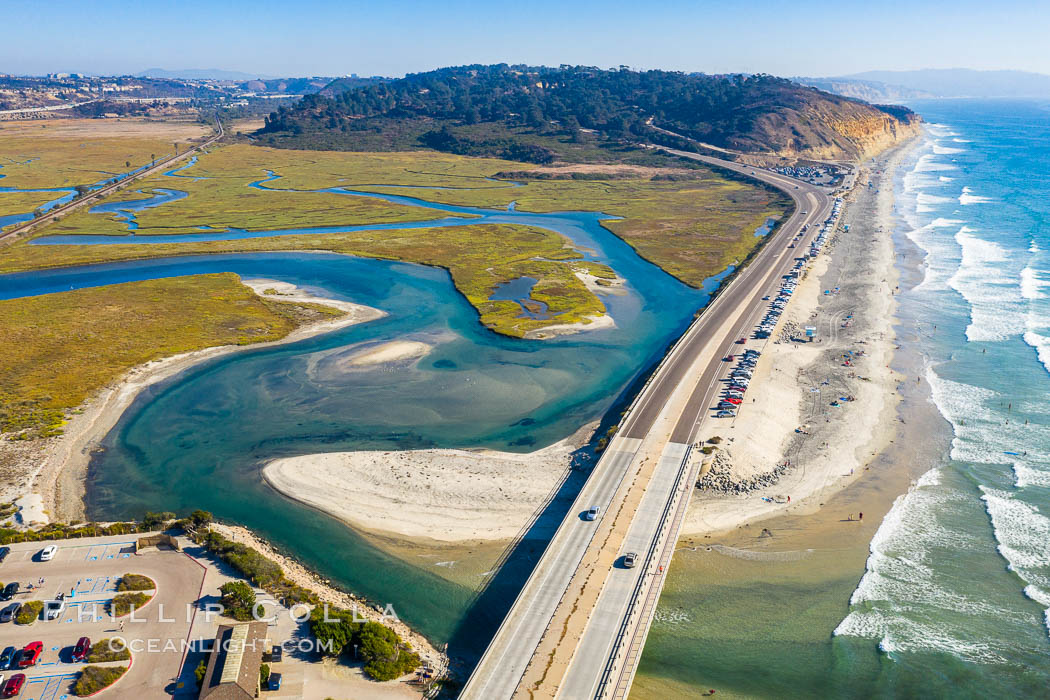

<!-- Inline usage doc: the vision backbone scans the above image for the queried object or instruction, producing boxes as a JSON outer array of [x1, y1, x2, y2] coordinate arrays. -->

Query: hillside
[[257, 65, 920, 162]]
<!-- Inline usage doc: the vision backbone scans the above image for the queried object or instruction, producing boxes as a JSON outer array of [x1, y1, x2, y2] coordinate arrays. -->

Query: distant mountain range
[[797, 69, 1050, 101], [135, 68, 279, 81]]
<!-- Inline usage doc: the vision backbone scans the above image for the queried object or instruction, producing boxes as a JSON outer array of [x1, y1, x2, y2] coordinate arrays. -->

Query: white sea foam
[[905, 218, 964, 291], [953, 138, 972, 143], [939, 176, 955, 182], [915, 154, 958, 173], [1013, 461, 1050, 488], [1023, 330, 1050, 374], [1020, 266, 1049, 300], [959, 186, 994, 205], [834, 469, 1018, 664], [933, 144, 965, 155], [981, 488, 1050, 569], [947, 228, 1026, 341]]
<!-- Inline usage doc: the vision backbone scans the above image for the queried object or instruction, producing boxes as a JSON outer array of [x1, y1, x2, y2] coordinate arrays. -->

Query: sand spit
[[11, 279, 384, 524], [263, 423, 597, 543], [680, 139, 917, 536], [343, 340, 432, 367]]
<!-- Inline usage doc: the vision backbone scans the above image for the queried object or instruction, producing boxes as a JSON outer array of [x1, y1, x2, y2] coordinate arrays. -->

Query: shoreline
[[680, 136, 921, 538], [24, 278, 386, 524]]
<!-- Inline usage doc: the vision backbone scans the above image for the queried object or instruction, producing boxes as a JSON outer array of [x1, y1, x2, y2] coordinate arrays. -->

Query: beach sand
[[13, 278, 385, 524], [680, 142, 913, 537], [262, 422, 596, 543]]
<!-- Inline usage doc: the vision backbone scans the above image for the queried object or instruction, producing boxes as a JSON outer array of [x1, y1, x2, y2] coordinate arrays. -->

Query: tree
[[220, 580, 256, 621], [150, 153, 156, 166], [124, 161, 131, 169], [189, 510, 212, 527]]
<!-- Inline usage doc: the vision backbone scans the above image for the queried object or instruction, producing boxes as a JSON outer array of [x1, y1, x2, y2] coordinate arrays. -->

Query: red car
[[724, 355, 734, 362], [2, 673, 25, 697], [736, 337, 746, 344], [18, 641, 41, 667], [723, 397, 743, 405], [72, 636, 91, 662]]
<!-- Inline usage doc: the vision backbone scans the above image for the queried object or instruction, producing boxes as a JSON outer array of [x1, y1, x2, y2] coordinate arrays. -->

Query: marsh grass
[[0, 273, 342, 437]]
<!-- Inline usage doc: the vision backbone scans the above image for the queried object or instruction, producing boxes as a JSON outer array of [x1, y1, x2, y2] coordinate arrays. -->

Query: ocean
[[833, 99, 1050, 694], [633, 99, 1050, 698]]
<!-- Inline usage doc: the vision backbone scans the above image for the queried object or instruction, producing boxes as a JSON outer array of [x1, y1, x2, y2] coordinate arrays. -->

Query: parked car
[[71, 637, 91, 662], [39, 545, 57, 562], [0, 547, 9, 564], [584, 506, 600, 521], [0, 584, 18, 602], [623, 552, 639, 568], [723, 398, 743, 405], [716, 410, 736, 418], [735, 337, 746, 344], [0, 604, 18, 623], [268, 672, 283, 691], [0, 647, 13, 669], [1, 674, 23, 698], [44, 599, 65, 621], [18, 642, 41, 668]]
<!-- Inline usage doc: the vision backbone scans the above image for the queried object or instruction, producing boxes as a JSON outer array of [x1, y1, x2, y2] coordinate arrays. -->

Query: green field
[[0, 192, 60, 223], [0, 118, 207, 190], [0, 273, 344, 438]]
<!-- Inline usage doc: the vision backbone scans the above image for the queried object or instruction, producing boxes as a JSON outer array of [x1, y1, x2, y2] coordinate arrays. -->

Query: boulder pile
[[696, 451, 791, 494]]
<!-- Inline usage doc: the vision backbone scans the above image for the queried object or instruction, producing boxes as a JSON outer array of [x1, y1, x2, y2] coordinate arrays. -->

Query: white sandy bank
[[263, 423, 596, 542]]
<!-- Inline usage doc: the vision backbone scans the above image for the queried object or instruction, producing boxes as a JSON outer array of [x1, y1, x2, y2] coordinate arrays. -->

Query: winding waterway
[[3, 169, 752, 653]]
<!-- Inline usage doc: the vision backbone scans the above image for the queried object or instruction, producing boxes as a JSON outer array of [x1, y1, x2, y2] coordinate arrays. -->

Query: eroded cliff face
[[726, 93, 922, 162]]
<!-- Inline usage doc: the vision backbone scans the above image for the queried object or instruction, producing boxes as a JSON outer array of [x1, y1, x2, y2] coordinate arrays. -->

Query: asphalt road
[[461, 150, 832, 700]]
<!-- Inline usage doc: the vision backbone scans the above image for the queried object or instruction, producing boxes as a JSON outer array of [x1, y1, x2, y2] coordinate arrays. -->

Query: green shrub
[[15, 600, 43, 625], [116, 573, 155, 592], [308, 609, 420, 681], [109, 592, 151, 617], [260, 663, 270, 685], [74, 665, 127, 696], [194, 659, 207, 687], [220, 580, 256, 621], [195, 529, 317, 607], [87, 638, 130, 663]]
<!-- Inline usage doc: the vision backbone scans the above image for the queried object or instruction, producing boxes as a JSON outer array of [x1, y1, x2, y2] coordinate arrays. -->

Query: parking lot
[[0, 534, 206, 699]]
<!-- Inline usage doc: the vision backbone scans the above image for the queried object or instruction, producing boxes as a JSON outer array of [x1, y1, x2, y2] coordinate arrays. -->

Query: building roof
[[199, 621, 268, 700]]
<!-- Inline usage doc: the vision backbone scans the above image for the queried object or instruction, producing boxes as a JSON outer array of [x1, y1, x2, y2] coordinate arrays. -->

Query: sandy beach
[[263, 422, 596, 543], [681, 140, 917, 537], [11, 278, 385, 524]]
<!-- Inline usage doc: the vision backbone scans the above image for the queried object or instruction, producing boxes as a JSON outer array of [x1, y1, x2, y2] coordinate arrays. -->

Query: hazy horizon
[[4, 0, 1047, 79]]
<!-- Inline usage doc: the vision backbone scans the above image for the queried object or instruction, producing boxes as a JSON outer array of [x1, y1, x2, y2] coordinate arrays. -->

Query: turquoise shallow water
[[0, 176, 749, 653], [635, 100, 1050, 698]]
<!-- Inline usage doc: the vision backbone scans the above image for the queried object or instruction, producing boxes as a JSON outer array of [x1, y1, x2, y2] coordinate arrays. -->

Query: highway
[[0, 117, 224, 246], [461, 148, 833, 700]]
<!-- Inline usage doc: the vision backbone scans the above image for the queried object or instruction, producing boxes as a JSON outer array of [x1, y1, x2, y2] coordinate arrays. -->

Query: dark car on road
[[0, 647, 12, 669], [1, 673, 24, 698], [0, 547, 9, 563], [0, 584, 17, 602], [0, 604, 17, 623], [72, 637, 91, 662]]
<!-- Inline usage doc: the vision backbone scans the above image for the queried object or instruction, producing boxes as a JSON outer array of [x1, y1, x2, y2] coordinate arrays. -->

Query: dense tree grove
[[259, 65, 915, 160]]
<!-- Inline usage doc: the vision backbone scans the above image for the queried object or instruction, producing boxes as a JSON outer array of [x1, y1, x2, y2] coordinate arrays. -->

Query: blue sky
[[4, 0, 1047, 78]]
